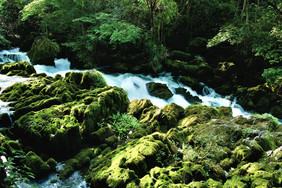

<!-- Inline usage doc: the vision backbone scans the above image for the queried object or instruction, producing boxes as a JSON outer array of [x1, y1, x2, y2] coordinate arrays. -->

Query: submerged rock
[[146, 82, 173, 100]]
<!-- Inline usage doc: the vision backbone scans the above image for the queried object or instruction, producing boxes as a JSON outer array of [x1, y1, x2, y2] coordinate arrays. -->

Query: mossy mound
[[86, 132, 180, 187], [0, 61, 36, 77], [13, 86, 129, 157], [27, 37, 60, 66]]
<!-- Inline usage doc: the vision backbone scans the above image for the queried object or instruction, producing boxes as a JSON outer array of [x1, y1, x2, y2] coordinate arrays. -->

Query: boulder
[[0, 61, 36, 77], [146, 82, 173, 100], [27, 37, 60, 66], [175, 87, 202, 104]]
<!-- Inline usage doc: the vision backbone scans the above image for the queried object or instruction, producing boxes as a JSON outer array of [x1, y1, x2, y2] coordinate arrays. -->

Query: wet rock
[[175, 87, 202, 104], [179, 76, 204, 94], [146, 82, 173, 100], [59, 148, 95, 179]]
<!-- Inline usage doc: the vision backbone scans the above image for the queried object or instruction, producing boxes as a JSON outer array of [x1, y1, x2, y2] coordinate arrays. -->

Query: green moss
[[25, 151, 51, 178], [27, 37, 60, 65], [206, 178, 223, 188], [187, 181, 207, 188], [0, 61, 36, 76], [59, 148, 95, 179], [87, 132, 178, 187], [146, 82, 173, 100], [79, 70, 107, 89], [223, 176, 248, 188], [128, 99, 153, 119], [46, 158, 57, 171], [251, 178, 272, 188]]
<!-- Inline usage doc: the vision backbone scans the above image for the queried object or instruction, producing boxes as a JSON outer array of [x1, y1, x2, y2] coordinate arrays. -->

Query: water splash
[[0, 48, 30, 63]]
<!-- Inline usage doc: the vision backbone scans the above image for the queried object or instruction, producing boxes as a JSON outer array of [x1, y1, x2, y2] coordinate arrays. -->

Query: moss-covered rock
[[139, 103, 183, 132], [27, 37, 60, 66], [24, 151, 51, 178], [128, 99, 153, 119], [79, 70, 107, 89], [175, 87, 202, 104], [146, 82, 173, 100], [0, 61, 36, 77], [86, 132, 179, 187], [236, 84, 278, 115], [59, 148, 95, 179], [13, 86, 129, 157]]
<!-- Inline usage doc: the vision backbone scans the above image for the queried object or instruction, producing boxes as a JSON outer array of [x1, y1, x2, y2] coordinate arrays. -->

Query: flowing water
[[0, 48, 254, 187]]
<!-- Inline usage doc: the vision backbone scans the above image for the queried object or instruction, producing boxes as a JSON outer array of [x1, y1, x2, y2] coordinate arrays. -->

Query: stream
[[0, 48, 252, 187]]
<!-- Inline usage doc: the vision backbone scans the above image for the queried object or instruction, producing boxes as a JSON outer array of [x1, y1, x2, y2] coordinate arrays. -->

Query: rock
[[86, 132, 178, 187], [13, 86, 129, 157], [233, 139, 264, 162], [179, 76, 204, 94], [0, 61, 36, 77], [128, 99, 153, 119], [146, 82, 173, 100], [0, 113, 11, 128], [27, 37, 60, 66], [79, 70, 107, 90], [59, 148, 95, 179], [139, 103, 183, 132], [25, 151, 51, 179], [175, 87, 202, 103], [236, 84, 277, 114]]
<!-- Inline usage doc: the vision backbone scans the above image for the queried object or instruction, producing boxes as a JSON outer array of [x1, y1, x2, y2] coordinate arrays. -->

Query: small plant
[[0, 147, 34, 187], [109, 112, 140, 139]]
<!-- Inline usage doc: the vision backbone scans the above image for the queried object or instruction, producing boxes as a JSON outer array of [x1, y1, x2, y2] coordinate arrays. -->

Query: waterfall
[[0, 48, 30, 63]]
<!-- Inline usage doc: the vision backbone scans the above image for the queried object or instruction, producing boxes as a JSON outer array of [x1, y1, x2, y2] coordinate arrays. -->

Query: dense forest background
[[0, 0, 281, 91]]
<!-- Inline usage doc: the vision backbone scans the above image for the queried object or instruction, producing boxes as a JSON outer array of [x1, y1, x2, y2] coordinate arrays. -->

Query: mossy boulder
[[13, 86, 129, 157], [27, 37, 60, 66], [179, 76, 204, 94], [86, 132, 179, 187], [24, 151, 51, 178], [0, 61, 36, 77], [128, 99, 153, 119], [236, 84, 278, 115], [59, 148, 95, 179], [175, 87, 202, 104], [139, 103, 184, 132], [146, 82, 173, 100], [79, 70, 107, 89], [169, 50, 193, 62]]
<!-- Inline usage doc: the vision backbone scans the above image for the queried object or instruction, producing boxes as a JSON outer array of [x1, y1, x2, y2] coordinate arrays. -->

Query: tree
[[138, 0, 178, 43]]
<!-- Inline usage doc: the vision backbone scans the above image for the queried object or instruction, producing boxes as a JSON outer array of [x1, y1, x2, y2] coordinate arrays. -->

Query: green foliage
[[262, 67, 282, 85], [0, 147, 34, 187], [21, 0, 49, 21], [64, 12, 142, 67], [100, 112, 140, 139], [207, 1, 281, 64], [145, 37, 167, 72], [27, 37, 60, 63]]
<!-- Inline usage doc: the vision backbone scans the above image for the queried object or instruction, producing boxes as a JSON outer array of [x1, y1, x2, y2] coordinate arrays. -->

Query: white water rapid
[[0, 48, 254, 187]]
